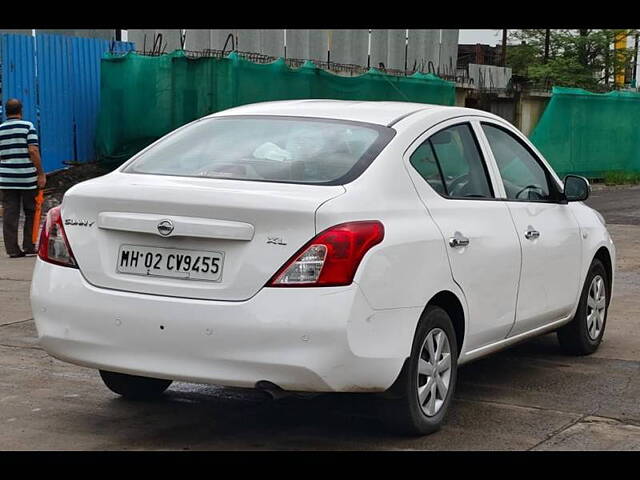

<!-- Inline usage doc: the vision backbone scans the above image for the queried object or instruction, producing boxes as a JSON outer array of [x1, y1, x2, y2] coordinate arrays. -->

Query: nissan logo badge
[[157, 220, 175, 237]]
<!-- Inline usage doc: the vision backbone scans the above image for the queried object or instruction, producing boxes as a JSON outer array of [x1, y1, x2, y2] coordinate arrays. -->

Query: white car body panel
[[473, 117, 584, 335], [30, 259, 408, 392], [401, 117, 521, 352], [504, 201, 583, 336], [31, 100, 616, 392], [212, 99, 440, 126], [314, 137, 468, 362], [568, 201, 616, 294], [61, 173, 344, 301]]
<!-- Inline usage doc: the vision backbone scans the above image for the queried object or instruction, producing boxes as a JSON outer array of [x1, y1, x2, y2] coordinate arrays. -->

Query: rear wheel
[[379, 305, 458, 435], [557, 258, 609, 355], [99, 370, 172, 400]]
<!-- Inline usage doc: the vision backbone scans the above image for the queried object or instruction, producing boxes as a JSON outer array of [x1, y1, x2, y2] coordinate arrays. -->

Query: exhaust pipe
[[255, 380, 322, 401], [255, 380, 290, 400]]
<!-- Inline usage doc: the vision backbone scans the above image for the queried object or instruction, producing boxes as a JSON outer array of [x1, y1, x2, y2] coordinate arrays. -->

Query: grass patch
[[603, 171, 640, 185]]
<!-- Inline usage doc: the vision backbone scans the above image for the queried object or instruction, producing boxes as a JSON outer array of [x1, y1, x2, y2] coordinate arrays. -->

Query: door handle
[[449, 233, 470, 248], [524, 229, 540, 240]]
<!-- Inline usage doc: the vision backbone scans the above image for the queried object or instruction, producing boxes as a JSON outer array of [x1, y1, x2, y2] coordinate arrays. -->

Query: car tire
[[379, 305, 458, 435], [557, 258, 609, 356], [99, 370, 172, 400]]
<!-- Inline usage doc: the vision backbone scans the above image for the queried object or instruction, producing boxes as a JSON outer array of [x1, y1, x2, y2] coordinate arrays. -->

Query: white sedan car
[[31, 100, 615, 435]]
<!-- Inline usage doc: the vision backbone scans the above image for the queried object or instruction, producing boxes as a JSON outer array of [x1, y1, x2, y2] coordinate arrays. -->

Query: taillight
[[37, 206, 78, 268], [267, 221, 384, 287]]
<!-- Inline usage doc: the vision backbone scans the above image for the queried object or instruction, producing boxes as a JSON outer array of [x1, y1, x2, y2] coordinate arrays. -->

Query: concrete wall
[[127, 29, 182, 53], [460, 88, 551, 136], [124, 29, 458, 73], [455, 87, 470, 107], [406, 29, 458, 75], [286, 29, 329, 63], [489, 97, 516, 125], [440, 29, 459, 76], [467, 64, 512, 90], [258, 30, 286, 57], [387, 29, 408, 70], [407, 29, 439, 73], [367, 29, 408, 70], [519, 93, 551, 136], [368, 29, 388, 69], [183, 29, 287, 56], [183, 29, 212, 51], [0, 29, 459, 74], [236, 30, 285, 57], [329, 30, 368, 66]]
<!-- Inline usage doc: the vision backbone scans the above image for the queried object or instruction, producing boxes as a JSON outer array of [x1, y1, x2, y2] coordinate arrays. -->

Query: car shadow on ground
[[74, 333, 575, 449]]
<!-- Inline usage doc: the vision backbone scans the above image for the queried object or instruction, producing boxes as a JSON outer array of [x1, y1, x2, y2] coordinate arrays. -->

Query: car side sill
[[459, 314, 573, 365]]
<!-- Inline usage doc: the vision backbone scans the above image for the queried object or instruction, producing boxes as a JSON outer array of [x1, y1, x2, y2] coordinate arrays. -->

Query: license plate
[[117, 245, 224, 282]]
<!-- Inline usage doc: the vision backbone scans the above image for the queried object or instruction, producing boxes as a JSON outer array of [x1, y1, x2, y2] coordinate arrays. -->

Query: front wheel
[[557, 258, 609, 355], [99, 370, 172, 400], [379, 305, 458, 435]]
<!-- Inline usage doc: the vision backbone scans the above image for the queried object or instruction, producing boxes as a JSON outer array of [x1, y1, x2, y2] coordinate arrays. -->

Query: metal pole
[[633, 31, 639, 88], [405, 29, 409, 73], [501, 29, 507, 66], [438, 29, 442, 74], [544, 29, 550, 63], [367, 29, 371, 69]]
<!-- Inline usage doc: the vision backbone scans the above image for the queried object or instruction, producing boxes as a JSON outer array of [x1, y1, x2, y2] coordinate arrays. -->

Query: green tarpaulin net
[[530, 86, 640, 178], [96, 50, 456, 165]]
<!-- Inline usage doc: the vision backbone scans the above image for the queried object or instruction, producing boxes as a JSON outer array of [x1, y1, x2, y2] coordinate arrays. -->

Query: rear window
[[124, 115, 395, 185]]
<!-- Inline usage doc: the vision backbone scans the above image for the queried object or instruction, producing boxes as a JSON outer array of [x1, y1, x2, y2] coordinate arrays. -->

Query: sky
[[458, 29, 504, 46]]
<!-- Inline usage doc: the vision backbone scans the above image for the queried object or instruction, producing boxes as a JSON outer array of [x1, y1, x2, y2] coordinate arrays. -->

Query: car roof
[[209, 99, 455, 127]]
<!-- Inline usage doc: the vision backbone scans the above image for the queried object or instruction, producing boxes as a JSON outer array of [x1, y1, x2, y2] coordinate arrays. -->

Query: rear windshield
[[124, 116, 395, 185]]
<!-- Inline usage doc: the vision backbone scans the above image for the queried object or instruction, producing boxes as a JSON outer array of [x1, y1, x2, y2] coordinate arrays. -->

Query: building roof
[[211, 99, 451, 126]]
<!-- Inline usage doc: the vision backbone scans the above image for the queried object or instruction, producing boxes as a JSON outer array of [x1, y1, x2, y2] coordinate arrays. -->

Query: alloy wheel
[[417, 328, 452, 416], [586, 275, 606, 340]]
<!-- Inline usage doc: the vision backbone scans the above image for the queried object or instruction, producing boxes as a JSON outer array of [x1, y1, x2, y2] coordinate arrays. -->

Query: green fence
[[96, 50, 455, 164], [530, 86, 640, 178]]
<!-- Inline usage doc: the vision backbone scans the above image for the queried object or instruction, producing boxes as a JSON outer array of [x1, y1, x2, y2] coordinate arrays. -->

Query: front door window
[[481, 124, 552, 201]]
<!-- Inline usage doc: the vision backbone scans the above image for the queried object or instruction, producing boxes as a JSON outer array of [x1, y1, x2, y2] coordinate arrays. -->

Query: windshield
[[124, 116, 395, 185]]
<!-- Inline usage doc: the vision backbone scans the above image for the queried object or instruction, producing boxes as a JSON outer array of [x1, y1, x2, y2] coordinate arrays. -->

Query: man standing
[[0, 99, 46, 258]]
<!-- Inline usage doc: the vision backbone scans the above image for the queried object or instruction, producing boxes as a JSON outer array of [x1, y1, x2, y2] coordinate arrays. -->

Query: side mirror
[[564, 175, 590, 202]]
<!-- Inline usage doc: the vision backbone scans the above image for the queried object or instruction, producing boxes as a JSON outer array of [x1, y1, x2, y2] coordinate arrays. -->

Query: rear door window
[[410, 123, 494, 199], [409, 141, 446, 196]]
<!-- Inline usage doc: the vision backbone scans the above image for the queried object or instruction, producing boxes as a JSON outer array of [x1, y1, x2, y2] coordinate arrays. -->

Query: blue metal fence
[[0, 35, 37, 124], [36, 34, 75, 171], [0, 33, 134, 172]]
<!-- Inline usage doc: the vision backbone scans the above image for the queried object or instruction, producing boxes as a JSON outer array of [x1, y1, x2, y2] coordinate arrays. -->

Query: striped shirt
[[0, 119, 39, 189]]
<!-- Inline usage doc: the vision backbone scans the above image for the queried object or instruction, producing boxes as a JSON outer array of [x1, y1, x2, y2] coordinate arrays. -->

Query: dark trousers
[[1, 188, 37, 255]]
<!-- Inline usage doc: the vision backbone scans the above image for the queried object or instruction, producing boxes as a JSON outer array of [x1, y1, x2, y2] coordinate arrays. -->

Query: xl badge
[[157, 220, 175, 237], [267, 236, 287, 246]]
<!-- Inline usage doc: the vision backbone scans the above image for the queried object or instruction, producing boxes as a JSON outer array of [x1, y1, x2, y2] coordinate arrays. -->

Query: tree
[[506, 29, 636, 91]]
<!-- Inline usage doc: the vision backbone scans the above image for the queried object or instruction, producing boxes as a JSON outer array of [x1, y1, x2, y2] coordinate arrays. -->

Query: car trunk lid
[[60, 172, 345, 301]]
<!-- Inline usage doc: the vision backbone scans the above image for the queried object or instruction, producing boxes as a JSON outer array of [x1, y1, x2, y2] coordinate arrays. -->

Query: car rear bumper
[[30, 259, 416, 392]]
